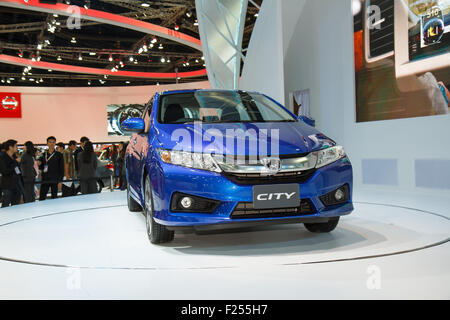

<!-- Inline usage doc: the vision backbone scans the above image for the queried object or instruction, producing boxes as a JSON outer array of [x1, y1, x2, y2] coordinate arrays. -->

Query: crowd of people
[[0, 137, 128, 208]]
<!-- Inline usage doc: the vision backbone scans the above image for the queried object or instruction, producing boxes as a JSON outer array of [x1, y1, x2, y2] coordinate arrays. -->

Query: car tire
[[127, 181, 142, 212], [144, 175, 174, 244], [304, 217, 340, 233], [97, 180, 104, 193]]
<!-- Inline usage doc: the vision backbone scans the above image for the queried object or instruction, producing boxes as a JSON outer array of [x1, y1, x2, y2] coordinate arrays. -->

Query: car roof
[[158, 89, 261, 96]]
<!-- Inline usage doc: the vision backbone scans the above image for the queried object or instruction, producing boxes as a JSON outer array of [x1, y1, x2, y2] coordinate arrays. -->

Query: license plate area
[[253, 184, 300, 209]]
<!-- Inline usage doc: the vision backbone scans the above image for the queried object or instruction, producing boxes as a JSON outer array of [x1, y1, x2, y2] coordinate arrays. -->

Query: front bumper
[[148, 157, 353, 228]]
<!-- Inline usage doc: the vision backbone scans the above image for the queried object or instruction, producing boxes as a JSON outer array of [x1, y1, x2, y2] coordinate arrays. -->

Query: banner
[[0, 92, 21, 118], [354, 0, 450, 122]]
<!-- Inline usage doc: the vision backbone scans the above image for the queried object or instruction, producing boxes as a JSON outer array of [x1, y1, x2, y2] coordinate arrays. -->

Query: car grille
[[231, 199, 316, 219], [368, 0, 394, 58], [222, 169, 316, 185]]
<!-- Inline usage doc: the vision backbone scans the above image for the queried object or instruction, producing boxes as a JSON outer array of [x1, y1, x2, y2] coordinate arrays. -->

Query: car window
[[158, 91, 296, 124], [143, 99, 153, 133]]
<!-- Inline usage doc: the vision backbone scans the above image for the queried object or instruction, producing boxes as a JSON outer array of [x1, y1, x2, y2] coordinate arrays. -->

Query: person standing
[[77, 141, 98, 195], [56, 142, 65, 153], [0, 140, 23, 207], [73, 137, 89, 195], [62, 140, 77, 197], [20, 141, 37, 203], [38, 136, 64, 201], [116, 142, 127, 190]]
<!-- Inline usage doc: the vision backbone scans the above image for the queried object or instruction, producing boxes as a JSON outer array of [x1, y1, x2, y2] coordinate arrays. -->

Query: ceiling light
[[53, 14, 58, 17], [352, 0, 362, 16], [21, 77, 25, 81], [195, 59, 199, 63], [40, 78, 44, 83], [254, 13, 258, 17], [71, 37, 77, 44], [88, 81, 91, 85], [201, 56, 204, 60], [174, 24, 179, 31], [194, 20, 198, 26], [167, 58, 171, 63], [89, 52, 96, 56], [138, 48, 143, 54], [57, 56, 62, 61], [6, 79, 10, 84], [29, 78, 35, 81], [78, 54, 83, 60], [18, 51, 23, 58], [186, 11, 192, 18], [158, 44, 163, 50], [109, 54, 113, 61], [134, 60, 138, 64], [125, 81, 130, 84], [129, 57, 134, 62], [160, 57, 166, 63], [141, 3, 150, 7], [48, 69, 53, 72], [151, 37, 157, 44]]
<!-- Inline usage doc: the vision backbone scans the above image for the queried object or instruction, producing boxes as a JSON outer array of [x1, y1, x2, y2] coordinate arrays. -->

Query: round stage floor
[[0, 191, 449, 299]]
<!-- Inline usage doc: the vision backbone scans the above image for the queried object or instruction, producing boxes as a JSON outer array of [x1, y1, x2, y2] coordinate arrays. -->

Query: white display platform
[[0, 191, 448, 299]]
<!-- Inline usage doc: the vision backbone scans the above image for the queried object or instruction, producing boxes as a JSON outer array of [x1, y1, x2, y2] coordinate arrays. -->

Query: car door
[[130, 98, 153, 201]]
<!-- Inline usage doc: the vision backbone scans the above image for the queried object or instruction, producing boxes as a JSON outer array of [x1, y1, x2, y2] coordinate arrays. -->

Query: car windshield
[[158, 91, 296, 124]]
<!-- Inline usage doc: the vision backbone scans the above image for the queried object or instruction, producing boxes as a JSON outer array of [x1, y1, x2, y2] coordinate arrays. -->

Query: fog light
[[335, 189, 345, 201], [180, 197, 193, 209]]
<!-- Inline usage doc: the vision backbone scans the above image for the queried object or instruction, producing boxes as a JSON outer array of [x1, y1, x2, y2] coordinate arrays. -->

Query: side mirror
[[121, 118, 145, 134], [298, 115, 316, 127]]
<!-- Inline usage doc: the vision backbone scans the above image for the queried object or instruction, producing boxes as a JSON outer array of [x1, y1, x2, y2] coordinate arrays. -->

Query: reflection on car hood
[[154, 121, 335, 156]]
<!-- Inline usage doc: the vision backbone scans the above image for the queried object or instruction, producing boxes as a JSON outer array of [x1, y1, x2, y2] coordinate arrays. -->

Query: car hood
[[153, 121, 335, 156]]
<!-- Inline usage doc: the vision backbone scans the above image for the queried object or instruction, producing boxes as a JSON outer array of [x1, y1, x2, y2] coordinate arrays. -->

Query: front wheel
[[304, 217, 340, 233], [144, 175, 174, 244]]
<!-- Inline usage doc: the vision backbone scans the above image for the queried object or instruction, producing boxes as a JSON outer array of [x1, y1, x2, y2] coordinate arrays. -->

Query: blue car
[[122, 90, 353, 244]]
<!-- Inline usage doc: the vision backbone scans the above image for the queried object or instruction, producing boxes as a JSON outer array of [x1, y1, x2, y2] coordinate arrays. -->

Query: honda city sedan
[[122, 90, 353, 244]]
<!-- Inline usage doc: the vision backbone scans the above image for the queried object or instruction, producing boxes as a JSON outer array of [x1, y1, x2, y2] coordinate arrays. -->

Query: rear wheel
[[304, 217, 340, 233], [144, 175, 174, 244], [127, 182, 142, 212]]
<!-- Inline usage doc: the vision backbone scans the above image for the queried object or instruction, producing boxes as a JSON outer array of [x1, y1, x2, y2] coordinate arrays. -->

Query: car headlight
[[157, 149, 222, 173], [313, 146, 346, 168]]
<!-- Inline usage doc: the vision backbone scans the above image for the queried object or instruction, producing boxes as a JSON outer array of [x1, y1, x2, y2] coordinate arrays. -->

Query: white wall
[[240, 0, 450, 199], [239, 0, 285, 103], [0, 81, 209, 144]]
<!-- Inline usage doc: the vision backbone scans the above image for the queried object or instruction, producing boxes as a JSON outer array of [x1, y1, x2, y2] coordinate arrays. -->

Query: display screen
[[408, 0, 450, 61]]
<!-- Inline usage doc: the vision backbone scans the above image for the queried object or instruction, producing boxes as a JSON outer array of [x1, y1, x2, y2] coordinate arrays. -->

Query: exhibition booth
[[0, 0, 448, 300]]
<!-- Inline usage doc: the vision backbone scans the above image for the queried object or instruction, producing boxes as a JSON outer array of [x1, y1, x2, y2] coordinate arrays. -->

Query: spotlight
[[78, 54, 83, 60], [158, 44, 163, 50], [160, 57, 166, 63], [194, 19, 198, 26], [37, 43, 43, 50], [57, 55, 62, 61], [151, 37, 157, 44], [88, 80, 91, 85], [186, 11, 192, 18], [174, 24, 179, 31], [109, 54, 113, 61], [71, 37, 77, 44], [129, 57, 134, 62]]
